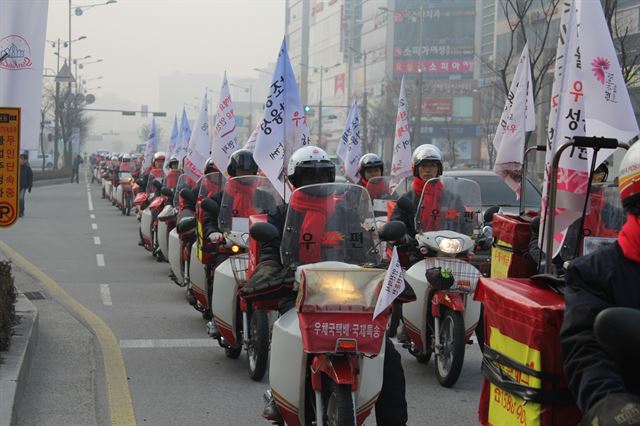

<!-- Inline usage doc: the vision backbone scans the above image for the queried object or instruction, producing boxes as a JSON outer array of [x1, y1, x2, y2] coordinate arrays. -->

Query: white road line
[[87, 191, 94, 211], [119, 339, 217, 349], [90, 214, 95, 219], [93, 236, 101, 245], [91, 223, 98, 230], [100, 284, 112, 306], [96, 254, 105, 267]]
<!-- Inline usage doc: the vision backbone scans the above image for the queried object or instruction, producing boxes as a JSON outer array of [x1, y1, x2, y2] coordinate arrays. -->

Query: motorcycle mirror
[[595, 307, 640, 361], [176, 216, 197, 233], [161, 188, 174, 198], [180, 188, 196, 205], [152, 179, 163, 191], [483, 206, 500, 224], [250, 222, 279, 243], [397, 196, 413, 213], [201, 198, 219, 216], [379, 220, 407, 242]]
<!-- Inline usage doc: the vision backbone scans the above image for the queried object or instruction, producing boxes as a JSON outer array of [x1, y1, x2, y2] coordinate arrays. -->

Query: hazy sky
[[44, 0, 286, 109]]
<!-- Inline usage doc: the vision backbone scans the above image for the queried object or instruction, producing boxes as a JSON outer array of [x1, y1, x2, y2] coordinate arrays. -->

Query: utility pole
[[362, 50, 368, 154], [413, 5, 425, 148], [54, 39, 61, 170], [318, 66, 323, 147]]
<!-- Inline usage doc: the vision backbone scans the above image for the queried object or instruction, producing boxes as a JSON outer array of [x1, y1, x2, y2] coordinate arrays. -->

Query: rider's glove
[[582, 393, 640, 426], [208, 232, 223, 243]]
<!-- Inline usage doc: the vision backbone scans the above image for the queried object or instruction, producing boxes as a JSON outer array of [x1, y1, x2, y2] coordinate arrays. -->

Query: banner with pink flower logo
[[578, 0, 639, 145]]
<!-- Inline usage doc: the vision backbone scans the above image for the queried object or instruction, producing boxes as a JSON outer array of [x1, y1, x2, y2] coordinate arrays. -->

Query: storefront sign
[[0, 107, 21, 227]]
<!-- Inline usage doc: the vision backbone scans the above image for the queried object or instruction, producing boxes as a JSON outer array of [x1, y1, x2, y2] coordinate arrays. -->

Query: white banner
[[244, 122, 260, 151], [183, 92, 210, 180], [176, 107, 191, 161], [390, 76, 412, 190], [142, 118, 158, 171], [0, 1, 49, 151], [493, 43, 535, 197], [540, 0, 587, 257], [337, 100, 356, 160], [211, 72, 239, 174], [373, 246, 405, 320], [164, 114, 179, 173], [338, 100, 361, 183], [578, 0, 639, 145], [253, 38, 311, 202], [71, 127, 80, 154]]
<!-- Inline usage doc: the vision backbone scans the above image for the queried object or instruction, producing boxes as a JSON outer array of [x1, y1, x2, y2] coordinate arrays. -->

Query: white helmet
[[287, 146, 335, 188], [152, 151, 166, 165], [619, 141, 640, 214], [412, 144, 443, 177], [122, 154, 131, 162]]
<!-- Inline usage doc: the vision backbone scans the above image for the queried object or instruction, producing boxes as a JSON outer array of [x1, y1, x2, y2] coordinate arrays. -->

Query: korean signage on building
[[392, 0, 475, 79], [0, 107, 21, 227]]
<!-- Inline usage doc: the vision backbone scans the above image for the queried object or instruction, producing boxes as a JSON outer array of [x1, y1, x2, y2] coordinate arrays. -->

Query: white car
[[29, 153, 54, 170]]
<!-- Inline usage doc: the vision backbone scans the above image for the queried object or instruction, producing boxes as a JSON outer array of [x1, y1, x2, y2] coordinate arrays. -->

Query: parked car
[[29, 153, 54, 170]]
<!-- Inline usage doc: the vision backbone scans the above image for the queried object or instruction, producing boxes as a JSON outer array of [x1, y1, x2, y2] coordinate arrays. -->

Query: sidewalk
[[10, 264, 102, 426]]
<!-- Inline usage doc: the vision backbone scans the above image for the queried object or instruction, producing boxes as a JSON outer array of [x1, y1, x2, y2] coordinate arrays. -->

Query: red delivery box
[[491, 214, 537, 278]]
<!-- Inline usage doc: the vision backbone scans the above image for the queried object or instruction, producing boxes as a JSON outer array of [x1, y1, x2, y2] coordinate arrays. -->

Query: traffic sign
[[0, 107, 21, 227]]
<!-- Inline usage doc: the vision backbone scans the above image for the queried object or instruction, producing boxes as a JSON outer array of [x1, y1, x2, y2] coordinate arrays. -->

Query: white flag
[[142, 118, 158, 171], [539, 0, 587, 257], [176, 107, 192, 161], [183, 92, 210, 180], [338, 100, 362, 183], [390, 76, 412, 190], [493, 44, 535, 197], [578, 0, 639, 145], [211, 72, 239, 174], [0, 1, 49, 151], [164, 114, 179, 173], [373, 246, 405, 320], [337, 100, 356, 160], [244, 122, 260, 151], [253, 38, 311, 202]]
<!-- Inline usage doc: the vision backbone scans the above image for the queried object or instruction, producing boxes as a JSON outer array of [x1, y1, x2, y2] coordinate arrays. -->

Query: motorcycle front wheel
[[247, 310, 269, 381], [435, 308, 465, 387], [324, 380, 355, 426]]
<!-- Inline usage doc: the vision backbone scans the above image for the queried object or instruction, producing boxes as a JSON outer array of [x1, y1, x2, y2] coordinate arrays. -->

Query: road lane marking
[[94, 236, 101, 245], [100, 284, 113, 306], [119, 339, 216, 349], [96, 254, 105, 267], [90, 214, 96, 219], [87, 191, 94, 211], [0, 241, 136, 425], [92, 223, 98, 230]]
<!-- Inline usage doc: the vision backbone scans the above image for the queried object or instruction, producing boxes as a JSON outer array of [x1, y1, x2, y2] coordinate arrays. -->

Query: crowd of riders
[[90, 137, 640, 426]]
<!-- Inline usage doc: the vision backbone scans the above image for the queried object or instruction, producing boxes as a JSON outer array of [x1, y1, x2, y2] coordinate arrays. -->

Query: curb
[[0, 291, 39, 426]]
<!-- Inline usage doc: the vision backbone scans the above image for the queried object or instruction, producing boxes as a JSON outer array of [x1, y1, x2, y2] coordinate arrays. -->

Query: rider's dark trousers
[[375, 339, 408, 426]]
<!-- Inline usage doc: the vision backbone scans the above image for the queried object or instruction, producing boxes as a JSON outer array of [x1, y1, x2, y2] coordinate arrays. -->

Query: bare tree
[[39, 82, 55, 172], [55, 86, 93, 169]]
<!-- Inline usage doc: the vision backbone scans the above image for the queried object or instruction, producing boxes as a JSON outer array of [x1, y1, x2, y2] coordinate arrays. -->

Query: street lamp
[[78, 59, 103, 69], [229, 83, 253, 129], [74, 0, 117, 16], [301, 62, 341, 146], [253, 67, 271, 75], [85, 86, 102, 91]]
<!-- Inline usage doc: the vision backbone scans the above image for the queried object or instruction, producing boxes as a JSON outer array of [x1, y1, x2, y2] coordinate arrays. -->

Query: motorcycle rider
[[180, 158, 219, 213], [561, 142, 640, 426], [244, 146, 409, 426], [164, 155, 182, 190], [358, 153, 386, 195], [200, 149, 262, 321], [390, 144, 444, 265], [138, 152, 166, 194]]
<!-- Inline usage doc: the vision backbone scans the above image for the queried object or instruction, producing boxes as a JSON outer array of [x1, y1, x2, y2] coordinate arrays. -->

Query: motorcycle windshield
[[366, 176, 410, 217], [173, 174, 198, 206], [163, 170, 182, 190], [218, 176, 283, 234], [198, 172, 226, 199], [414, 177, 482, 236], [281, 183, 381, 267], [146, 176, 163, 194]]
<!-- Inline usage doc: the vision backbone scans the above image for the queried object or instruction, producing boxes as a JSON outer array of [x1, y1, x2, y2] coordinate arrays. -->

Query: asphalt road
[[3, 171, 484, 426]]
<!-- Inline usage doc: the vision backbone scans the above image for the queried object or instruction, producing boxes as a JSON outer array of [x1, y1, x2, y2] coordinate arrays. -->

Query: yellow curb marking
[[0, 240, 136, 426]]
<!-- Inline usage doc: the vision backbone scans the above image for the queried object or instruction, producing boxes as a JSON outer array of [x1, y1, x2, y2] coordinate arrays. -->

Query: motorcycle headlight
[[436, 237, 463, 254], [231, 244, 241, 254]]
